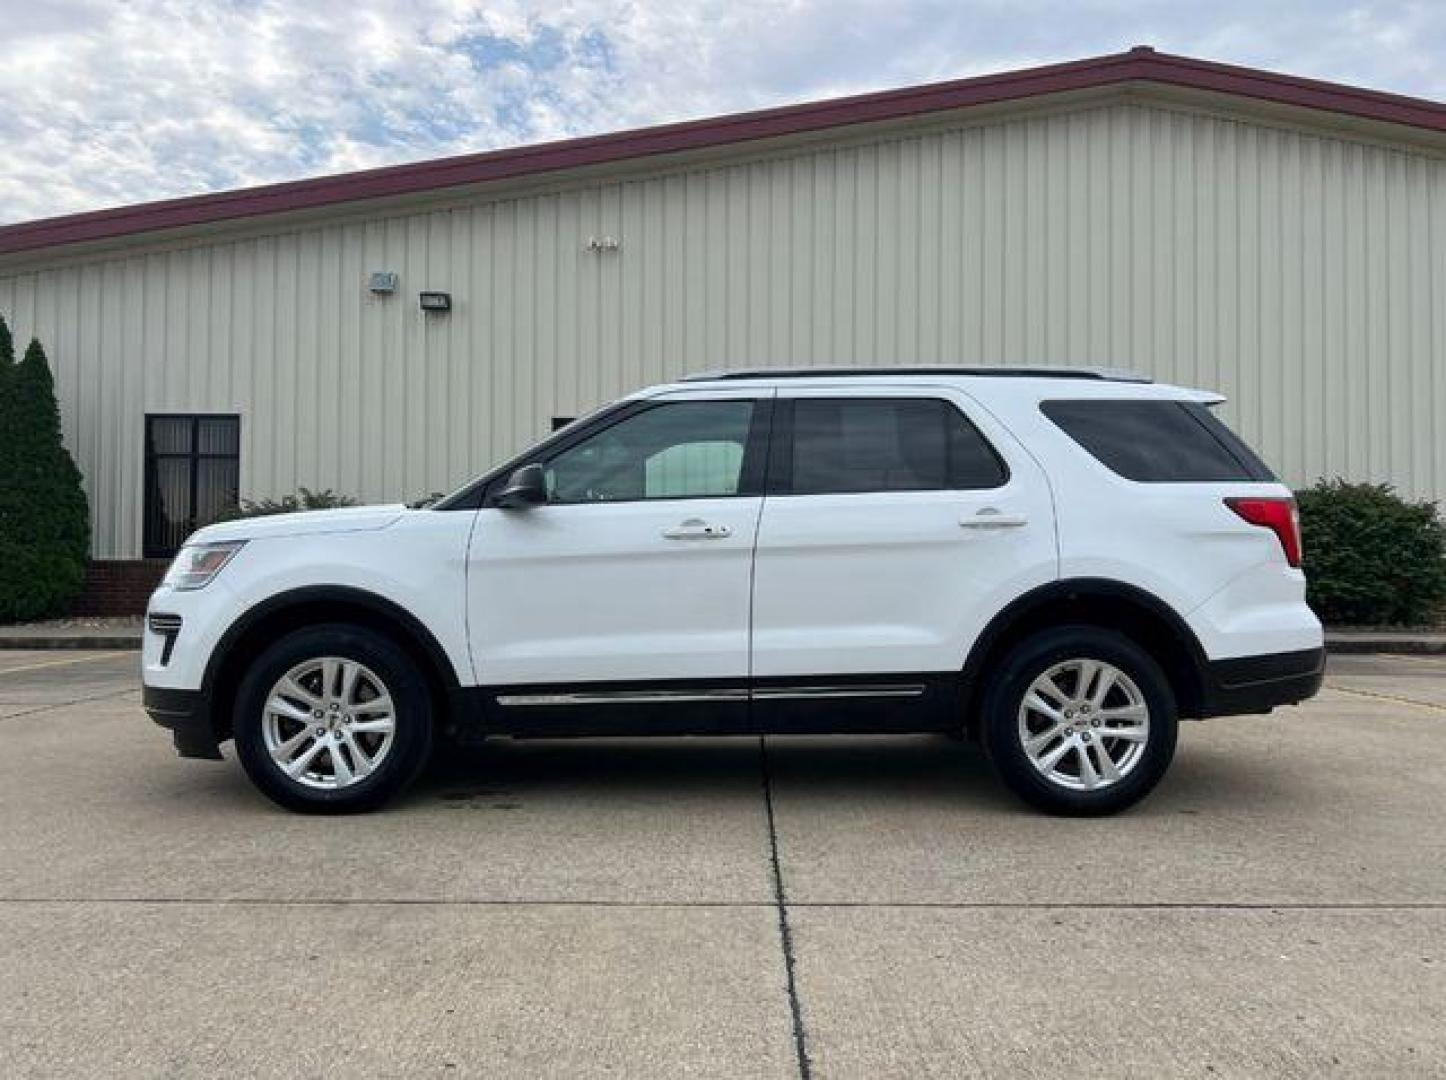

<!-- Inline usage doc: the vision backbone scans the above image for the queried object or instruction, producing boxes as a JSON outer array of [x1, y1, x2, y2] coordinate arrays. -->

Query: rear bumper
[[143, 685, 224, 760], [1199, 646, 1326, 717]]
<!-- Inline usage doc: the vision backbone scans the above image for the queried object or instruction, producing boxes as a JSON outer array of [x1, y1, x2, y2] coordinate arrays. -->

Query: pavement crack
[[0, 897, 774, 908], [1, 897, 1443, 910], [1325, 682, 1446, 713], [785, 900, 1446, 911], [760, 736, 813, 1080], [0, 686, 139, 722]]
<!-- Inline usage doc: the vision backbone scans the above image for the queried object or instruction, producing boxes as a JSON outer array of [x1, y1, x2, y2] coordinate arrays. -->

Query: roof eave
[[3, 45, 1445, 260]]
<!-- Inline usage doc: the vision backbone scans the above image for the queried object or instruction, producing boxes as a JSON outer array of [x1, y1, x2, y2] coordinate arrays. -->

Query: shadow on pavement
[[397, 730, 1296, 818], [139, 723, 1303, 820]]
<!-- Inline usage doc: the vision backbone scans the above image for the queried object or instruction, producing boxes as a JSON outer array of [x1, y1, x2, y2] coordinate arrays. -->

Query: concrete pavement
[[0, 651, 1443, 1077], [4, 902, 796, 1078]]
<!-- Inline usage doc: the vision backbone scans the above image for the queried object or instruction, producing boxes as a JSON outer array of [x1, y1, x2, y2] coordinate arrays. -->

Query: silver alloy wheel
[[261, 657, 397, 790], [1016, 658, 1150, 792]]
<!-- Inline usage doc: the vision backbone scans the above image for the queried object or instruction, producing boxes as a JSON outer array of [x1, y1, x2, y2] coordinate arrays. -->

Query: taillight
[[1225, 497, 1302, 568]]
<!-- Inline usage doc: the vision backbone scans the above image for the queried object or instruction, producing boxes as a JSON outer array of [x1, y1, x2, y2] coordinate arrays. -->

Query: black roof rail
[[678, 366, 1152, 383]]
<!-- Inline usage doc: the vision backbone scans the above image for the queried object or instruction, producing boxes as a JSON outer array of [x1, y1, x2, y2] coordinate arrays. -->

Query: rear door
[[749, 386, 1057, 718]]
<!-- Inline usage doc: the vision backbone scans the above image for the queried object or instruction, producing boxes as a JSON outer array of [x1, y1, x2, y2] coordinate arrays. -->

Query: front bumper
[[143, 685, 223, 760], [1199, 646, 1326, 717]]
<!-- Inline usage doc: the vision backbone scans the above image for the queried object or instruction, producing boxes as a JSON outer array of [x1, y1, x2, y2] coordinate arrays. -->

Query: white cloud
[[0, 0, 1443, 224]]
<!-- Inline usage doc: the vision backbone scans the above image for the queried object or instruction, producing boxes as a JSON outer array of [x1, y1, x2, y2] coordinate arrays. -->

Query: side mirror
[[496, 463, 548, 509]]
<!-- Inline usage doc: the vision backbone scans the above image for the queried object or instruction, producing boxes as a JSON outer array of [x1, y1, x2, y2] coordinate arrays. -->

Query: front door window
[[543, 400, 755, 504]]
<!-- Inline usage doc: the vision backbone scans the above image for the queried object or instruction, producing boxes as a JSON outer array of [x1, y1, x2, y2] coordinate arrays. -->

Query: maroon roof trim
[[5, 46, 1445, 257]]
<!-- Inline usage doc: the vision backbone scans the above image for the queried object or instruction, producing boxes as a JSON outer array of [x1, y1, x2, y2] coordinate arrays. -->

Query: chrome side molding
[[497, 688, 750, 707], [497, 684, 926, 706]]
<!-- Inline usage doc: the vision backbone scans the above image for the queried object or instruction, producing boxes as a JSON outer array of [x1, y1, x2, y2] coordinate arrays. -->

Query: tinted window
[[788, 398, 1007, 495], [1041, 400, 1275, 482], [544, 400, 754, 503]]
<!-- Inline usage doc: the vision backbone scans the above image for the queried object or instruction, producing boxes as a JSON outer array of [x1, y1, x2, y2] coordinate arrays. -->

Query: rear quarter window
[[1041, 399, 1276, 483]]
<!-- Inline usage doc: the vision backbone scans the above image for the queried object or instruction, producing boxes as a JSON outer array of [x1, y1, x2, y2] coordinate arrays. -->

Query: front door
[[749, 387, 1057, 729], [468, 390, 771, 732]]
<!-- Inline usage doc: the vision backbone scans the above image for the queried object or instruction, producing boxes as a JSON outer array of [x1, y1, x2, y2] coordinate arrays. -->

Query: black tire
[[233, 623, 435, 814], [980, 625, 1177, 816]]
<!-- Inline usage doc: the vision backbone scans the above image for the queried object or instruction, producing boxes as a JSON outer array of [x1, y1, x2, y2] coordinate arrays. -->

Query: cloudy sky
[[1, 1, 1442, 225]]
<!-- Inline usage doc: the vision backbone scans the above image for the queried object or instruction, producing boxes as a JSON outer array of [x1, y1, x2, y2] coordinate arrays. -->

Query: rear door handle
[[959, 509, 1028, 529], [662, 518, 732, 540]]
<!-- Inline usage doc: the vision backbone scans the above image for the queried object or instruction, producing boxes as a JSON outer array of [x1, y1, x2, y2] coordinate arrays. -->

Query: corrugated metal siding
[[2, 101, 1444, 558]]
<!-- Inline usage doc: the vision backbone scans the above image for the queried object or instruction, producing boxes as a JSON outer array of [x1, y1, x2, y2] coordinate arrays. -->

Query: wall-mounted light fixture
[[585, 236, 620, 252], [367, 271, 399, 294], [419, 291, 452, 313]]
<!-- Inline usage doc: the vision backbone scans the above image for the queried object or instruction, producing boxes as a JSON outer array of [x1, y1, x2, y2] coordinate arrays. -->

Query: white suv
[[143, 368, 1324, 815]]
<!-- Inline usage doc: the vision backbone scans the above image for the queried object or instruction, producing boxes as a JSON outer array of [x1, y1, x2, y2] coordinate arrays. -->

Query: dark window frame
[[767, 396, 1010, 496], [143, 413, 241, 557]]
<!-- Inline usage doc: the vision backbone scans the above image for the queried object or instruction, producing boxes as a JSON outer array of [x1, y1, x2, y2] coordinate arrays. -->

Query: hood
[[188, 504, 409, 544]]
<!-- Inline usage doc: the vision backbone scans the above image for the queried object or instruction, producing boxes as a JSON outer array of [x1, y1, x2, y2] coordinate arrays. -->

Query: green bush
[[219, 486, 358, 520], [0, 323, 91, 622], [1297, 479, 1446, 626]]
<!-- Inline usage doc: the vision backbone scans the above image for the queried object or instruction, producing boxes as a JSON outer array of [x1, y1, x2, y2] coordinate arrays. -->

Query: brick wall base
[[72, 560, 170, 617]]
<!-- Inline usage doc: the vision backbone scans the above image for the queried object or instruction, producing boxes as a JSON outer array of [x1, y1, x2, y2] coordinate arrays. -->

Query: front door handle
[[960, 508, 1028, 528], [662, 518, 732, 540]]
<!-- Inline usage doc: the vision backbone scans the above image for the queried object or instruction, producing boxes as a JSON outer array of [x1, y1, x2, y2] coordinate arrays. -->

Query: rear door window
[[785, 397, 1008, 495], [1041, 400, 1275, 483]]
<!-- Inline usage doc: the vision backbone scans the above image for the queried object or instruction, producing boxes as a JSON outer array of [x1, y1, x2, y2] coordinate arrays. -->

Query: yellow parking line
[[1325, 682, 1446, 714], [0, 651, 129, 676]]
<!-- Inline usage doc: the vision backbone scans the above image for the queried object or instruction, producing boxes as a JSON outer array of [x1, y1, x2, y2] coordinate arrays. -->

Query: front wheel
[[980, 626, 1177, 815], [233, 624, 435, 813]]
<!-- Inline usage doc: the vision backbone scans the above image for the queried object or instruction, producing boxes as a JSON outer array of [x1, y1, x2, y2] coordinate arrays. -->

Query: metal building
[[2, 46, 1445, 575]]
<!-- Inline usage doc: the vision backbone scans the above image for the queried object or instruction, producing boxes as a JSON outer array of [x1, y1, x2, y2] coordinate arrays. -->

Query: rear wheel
[[981, 626, 1177, 815], [233, 624, 434, 813]]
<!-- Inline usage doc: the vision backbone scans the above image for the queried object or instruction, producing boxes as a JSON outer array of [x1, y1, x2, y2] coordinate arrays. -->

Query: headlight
[[162, 540, 246, 591]]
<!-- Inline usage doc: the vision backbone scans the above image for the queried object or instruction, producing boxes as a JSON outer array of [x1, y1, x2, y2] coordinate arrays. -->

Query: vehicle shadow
[[404, 731, 1296, 818], [404, 734, 1002, 810]]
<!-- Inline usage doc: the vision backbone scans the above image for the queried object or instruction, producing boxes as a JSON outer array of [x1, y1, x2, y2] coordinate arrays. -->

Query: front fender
[[144, 510, 476, 693]]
